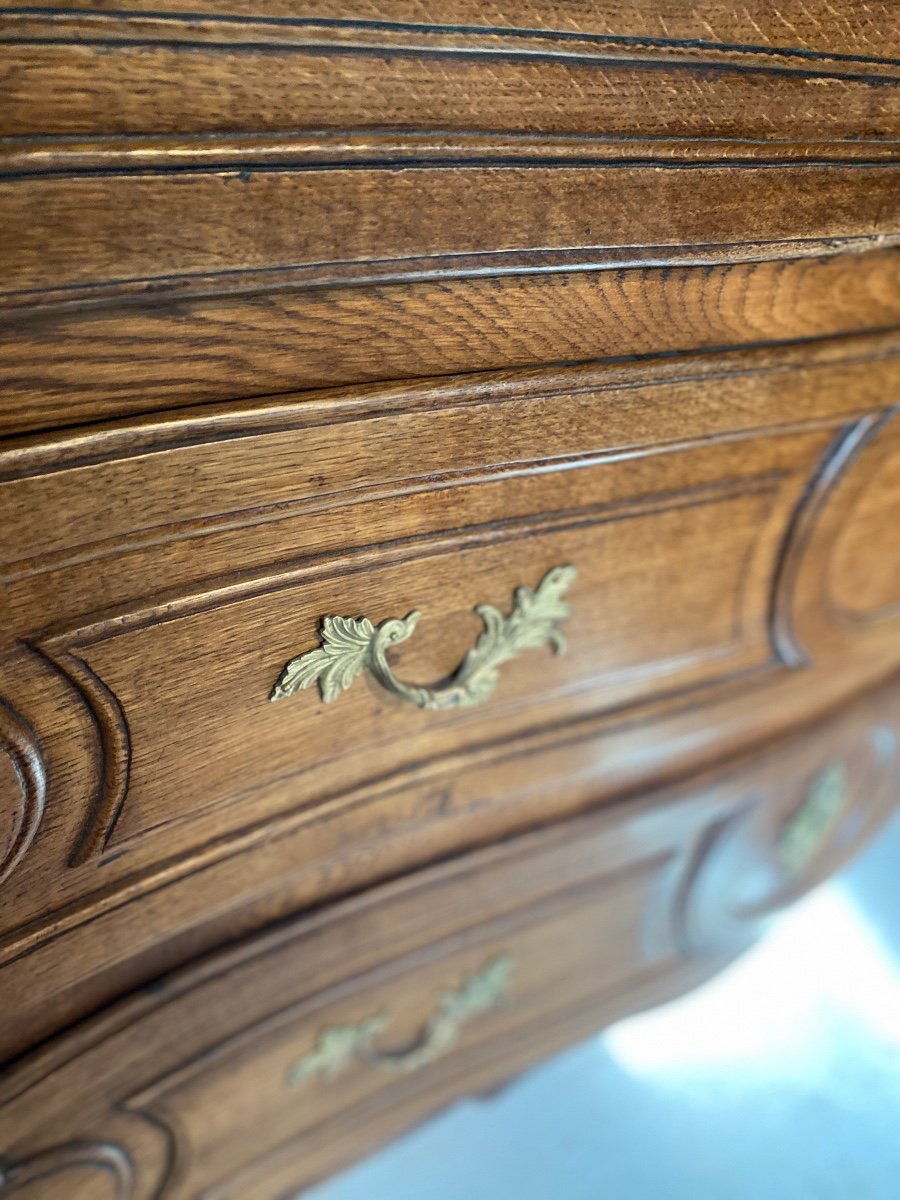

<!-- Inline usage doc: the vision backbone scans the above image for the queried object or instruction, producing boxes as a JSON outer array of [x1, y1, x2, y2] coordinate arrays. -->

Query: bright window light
[[605, 882, 900, 1079]]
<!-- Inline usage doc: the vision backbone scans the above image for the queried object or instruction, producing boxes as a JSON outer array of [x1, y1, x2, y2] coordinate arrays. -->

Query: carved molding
[[771, 410, 896, 666], [0, 461, 786, 974], [3, 346, 850, 580], [24, 645, 131, 868], [0, 1142, 133, 1199], [7, 135, 900, 178], [7, 10, 899, 78], [120, 855, 666, 1198], [0, 699, 46, 888], [33, 476, 774, 867], [827, 418, 900, 625]]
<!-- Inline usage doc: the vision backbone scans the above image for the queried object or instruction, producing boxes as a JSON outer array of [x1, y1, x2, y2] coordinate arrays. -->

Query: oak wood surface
[[5, 36, 900, 144], [4, 249, 900, 435], [6, 166, 900, 306], [3, 4, 900, 142], [6, 0, 898, 61], [2, 331, 900, 1059]]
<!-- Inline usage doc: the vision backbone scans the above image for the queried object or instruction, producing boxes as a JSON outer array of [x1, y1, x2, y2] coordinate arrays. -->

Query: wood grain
[[4, 5, 900, 1186], [5, 164, 900, 306], [777, 408, 900, 663], [0, 424, 815, 949], [38, 472, 791, 845], [3, 18, 900, 143], [830, 434, 900, 621], [6, 132, 900, 179], [9, 332, 900, 578], [7, 1, 900, 63], [3, 249, 900, 435]]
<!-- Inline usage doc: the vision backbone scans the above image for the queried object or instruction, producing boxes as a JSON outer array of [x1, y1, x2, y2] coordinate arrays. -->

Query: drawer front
[[2, 675, 897, 1199], [3, 335, 900, 1056], [128, 872, 669, 1198], [27, 445, 794, 846]]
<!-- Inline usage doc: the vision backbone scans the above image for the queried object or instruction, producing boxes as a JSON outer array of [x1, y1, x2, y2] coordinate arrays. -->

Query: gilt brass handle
[[287, 955, 512, 1085], [271, 566, 577, 711], [776, 761, 846, 879]]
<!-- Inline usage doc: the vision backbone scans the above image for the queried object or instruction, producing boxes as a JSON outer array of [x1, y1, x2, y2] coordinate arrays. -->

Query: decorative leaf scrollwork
[[286, 954, 513, 1086], [286, 1014, 389, 1086], [270, 565, 577, 711], [270, 615, 377, 705], [776, 761, 846, 878]]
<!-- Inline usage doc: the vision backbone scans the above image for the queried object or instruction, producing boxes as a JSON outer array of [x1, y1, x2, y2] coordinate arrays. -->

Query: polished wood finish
[[2, 0, 899, 1192], [8, 0, 899, 57]]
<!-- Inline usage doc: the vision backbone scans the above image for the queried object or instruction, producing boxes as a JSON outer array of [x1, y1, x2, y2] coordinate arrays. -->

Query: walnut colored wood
[[2, 0, 900, 1189]]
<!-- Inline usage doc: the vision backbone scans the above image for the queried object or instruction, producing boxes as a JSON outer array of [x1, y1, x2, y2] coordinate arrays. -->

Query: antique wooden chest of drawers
[[2, 1, 900, 1196]]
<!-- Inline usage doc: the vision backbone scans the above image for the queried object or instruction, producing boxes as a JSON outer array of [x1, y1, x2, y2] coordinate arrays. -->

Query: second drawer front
[[134, 863, 668, 1198]]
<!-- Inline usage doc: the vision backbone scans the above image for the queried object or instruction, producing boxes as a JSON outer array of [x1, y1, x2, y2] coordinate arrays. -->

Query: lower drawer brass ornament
[[271, 565, 577, 710], [287, 954, 513, 1085], [776, 761, 846, 878]]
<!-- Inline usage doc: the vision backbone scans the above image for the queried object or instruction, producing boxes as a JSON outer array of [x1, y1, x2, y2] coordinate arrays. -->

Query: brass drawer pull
[[287, 955, 512, 1085], [271, 566, 576, 711], [776, 761, 846, 878]]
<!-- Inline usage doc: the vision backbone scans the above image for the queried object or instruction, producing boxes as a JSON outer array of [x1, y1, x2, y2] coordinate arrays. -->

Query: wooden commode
[[1, 2, 899, 1196]]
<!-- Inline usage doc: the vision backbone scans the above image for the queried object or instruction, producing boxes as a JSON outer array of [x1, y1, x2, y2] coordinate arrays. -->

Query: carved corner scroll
[[0, 699, 46, 888], [271, 566, 577, 711], [25, 643, 132, 868], [772, 408, 899, 666]]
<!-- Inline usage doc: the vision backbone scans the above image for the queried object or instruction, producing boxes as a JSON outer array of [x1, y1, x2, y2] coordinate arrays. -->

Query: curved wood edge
[[6, 0, 899, 64], [21, 645, 131, 868], [4, 134, 900, 181], [2, 673, 899, 1194], [0, 1141, 133, 1199], [0, 699, 46, 888], [771, 406, 900, 664], [770, 411, 889, 664]]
